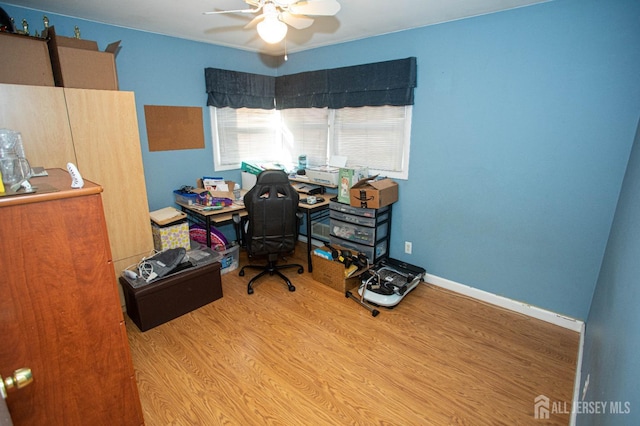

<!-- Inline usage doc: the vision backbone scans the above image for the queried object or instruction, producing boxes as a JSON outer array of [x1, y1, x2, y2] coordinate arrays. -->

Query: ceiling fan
[[204, 0, 341, 44]]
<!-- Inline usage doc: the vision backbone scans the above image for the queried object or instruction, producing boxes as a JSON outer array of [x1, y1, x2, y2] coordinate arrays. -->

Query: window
[[212, 107, 280, 170], [211, 105, 412, 179], [331, 106, 411, 178]]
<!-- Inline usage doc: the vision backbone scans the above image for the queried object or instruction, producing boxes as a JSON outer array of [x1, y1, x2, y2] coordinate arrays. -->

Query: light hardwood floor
[[126, 246, 580, 425]]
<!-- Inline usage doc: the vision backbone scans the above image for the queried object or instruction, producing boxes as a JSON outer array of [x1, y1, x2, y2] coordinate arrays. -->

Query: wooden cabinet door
[[63, 88, 154, 265], [0, 83, 76, 169], [0, 190, 143, 425]]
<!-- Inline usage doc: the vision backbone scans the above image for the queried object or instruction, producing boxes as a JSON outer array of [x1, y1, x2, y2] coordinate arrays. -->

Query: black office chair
[[239, 170, 304, 294]]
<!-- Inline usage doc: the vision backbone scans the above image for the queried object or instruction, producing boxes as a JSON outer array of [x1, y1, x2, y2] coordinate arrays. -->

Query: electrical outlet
[[404, 241, 412, 254]]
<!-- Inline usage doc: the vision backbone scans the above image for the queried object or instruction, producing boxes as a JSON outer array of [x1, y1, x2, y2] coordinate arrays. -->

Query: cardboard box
[[311, 247, 366, 293], [338, 166, 368, 204], [240, 161, 285, 175], [241, 161, 263, 175], [350, 178, 399, 209], [151, 220, 190, 251], [44, 26, 120, 90], [196, 178, 236, 200], [0, 32, 55, 86]]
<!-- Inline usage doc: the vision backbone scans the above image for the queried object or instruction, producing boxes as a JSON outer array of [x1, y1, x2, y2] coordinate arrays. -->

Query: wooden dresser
[[0, 169, 144, 425]]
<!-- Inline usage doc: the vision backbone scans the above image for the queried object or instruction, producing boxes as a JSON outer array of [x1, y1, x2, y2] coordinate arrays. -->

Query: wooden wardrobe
[[0, 83, 154, 303]]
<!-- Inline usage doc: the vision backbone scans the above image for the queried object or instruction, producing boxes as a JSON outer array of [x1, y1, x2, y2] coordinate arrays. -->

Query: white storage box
[[242, 171, 257, 191]]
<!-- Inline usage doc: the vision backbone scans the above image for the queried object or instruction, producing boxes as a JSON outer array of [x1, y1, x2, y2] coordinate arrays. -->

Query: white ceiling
[[5, 0, 548, 56]]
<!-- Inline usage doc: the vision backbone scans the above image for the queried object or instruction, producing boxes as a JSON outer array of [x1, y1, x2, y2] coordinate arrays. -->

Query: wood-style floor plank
[[126, 246, 579, 425]]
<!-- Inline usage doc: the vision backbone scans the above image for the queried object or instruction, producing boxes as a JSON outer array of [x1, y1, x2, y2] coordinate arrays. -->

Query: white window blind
[[280, 108, 329, 167], [331, 106, 411, 177], [212, 107, 280, 171], [211, 105, 412, 179]]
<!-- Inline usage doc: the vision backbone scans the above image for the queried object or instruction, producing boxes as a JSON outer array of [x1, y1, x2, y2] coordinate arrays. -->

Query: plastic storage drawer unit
[[330, 218, 389, 246], [329, 199, 389, 218], [329, 236, 388, 265], [329, 209, 390, 227], [329, 197, 392, 264]]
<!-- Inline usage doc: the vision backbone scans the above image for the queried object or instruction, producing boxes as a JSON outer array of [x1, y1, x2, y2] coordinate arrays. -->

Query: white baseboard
[[424, 273, 584, 333]]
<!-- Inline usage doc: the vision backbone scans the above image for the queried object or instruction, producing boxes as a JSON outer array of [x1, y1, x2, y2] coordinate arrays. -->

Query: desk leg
[[206, 216, 212, 248], [232, 213, 243, 246], [306, 209, 313, 272]]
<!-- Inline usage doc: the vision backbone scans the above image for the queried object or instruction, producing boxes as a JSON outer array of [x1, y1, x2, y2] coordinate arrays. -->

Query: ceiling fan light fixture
[[257, 16, 288, 44]]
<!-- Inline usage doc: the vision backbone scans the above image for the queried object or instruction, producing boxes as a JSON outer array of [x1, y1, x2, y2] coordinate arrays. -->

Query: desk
[[176, 201, 247, 248], [177, 196, 331, 273]]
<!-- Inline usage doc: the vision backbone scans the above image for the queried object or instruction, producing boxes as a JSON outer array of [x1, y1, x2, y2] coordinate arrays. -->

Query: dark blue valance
[[205, 57, 417, 110], [276, 57, 417, 109], [205, 67, 276, 109]]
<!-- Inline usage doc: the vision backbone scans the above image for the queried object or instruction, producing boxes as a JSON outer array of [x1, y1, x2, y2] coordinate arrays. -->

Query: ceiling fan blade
[[203, 8, 258, 15], [244, 14, 266, 29], [280, 12, 314, 30], [289, 0, 341, 16]]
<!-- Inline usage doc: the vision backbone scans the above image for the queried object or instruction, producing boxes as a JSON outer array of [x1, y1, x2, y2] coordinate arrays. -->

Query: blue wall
[[577, 118, 640, 425], [2, 0, 638, 323], [276, 0, 640, 322]]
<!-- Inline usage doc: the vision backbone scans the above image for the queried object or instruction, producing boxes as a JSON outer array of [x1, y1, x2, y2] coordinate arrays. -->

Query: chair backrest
[[244, 170, 300, 257]]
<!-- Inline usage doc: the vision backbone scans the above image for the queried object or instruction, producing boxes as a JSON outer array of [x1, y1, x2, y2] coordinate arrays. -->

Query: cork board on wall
[[144, 105, 205, 151]]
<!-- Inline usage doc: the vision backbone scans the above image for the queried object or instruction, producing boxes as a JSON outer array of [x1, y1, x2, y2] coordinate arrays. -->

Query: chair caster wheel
[[239, 270, 245, 277], [288, 285, 296, 292], [248, 287, 254, 295], [372, 309, 380, 317], [297, 267, 304, 274]]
